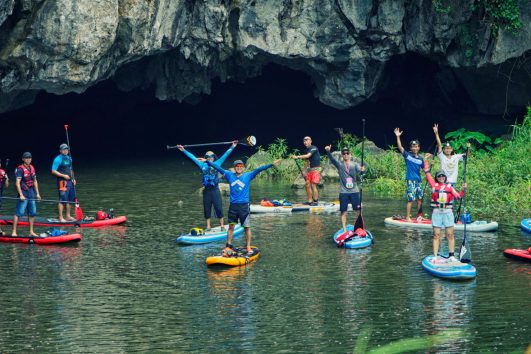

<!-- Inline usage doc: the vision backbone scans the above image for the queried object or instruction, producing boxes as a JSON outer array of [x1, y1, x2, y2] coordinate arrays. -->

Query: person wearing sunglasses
[[324, 145, 366, 232], [207, 158, 281, 256], [394, 128, 424, 222], [176, 141, 238, 230], [423, 153, 466, 263]]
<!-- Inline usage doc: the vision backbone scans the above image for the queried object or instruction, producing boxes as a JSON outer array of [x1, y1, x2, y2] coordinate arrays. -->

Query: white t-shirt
[[437, 152, 464, 183]]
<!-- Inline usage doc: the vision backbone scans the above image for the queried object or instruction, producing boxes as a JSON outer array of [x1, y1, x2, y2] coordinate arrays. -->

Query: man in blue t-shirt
[[51, 144, 76, 222], [208, 158, 281, 255], [394, 128, 424, 222]]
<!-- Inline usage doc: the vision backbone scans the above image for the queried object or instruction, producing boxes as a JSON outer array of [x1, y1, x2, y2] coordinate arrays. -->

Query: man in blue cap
[[207, 158, 281, 255], [12, 152, 41, 236], [51, 143, 76, 222]]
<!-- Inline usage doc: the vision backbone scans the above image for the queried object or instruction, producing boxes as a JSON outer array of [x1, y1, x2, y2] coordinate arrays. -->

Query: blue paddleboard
[[176, 224, 244, 245], [421, 255, 476, 280], [521, 218, 531, 233], [333, 224, 373, 249]]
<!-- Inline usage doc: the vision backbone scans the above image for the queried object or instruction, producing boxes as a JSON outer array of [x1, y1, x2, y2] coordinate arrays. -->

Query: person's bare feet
[[65, 216, 76, 221], [405, 218, 412, 222], [29, 232, 38, 237]]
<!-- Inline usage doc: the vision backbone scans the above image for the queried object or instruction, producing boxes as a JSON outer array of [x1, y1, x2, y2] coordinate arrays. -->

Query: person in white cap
[[51, 143, 76, 222], [12, 152, 41, 236]]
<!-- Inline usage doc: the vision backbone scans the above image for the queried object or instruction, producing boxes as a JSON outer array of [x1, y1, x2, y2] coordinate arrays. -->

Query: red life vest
[[17, 164, 36, 191], [430, 183, 457, 209], [0, 169, 6, 185]]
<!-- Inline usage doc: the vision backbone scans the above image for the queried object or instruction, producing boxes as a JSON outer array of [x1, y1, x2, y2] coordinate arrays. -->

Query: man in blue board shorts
[[394, 128, 424, 222], [208, 158, 281, 255], [51, 144, 76, 222]]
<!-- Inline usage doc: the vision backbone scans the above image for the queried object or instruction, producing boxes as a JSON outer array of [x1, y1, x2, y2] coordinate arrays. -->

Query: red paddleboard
[[503, 248, 531, 263], [0, 233, 81, 244], [0, 215, 127, 228]]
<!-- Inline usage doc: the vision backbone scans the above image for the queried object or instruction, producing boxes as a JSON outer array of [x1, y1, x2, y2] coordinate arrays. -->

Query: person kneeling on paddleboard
[[324, 145, 365, 233], [423, 154, 465, 263], [207, 158, 281, 256], [176, 141, 237, 231]]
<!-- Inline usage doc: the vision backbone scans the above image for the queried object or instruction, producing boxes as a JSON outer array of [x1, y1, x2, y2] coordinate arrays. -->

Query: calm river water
[[0, 156, 529, 353]]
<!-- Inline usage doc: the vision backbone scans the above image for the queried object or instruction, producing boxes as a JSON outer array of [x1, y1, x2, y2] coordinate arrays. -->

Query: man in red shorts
[[291, 136, 321, 205]]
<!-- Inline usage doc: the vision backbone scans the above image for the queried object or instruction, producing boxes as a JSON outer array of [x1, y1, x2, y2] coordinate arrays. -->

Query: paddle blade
[[354, 213, 365, 230], [240, 136, 257, 146], [64, 124, 69, 130], [459, 236, 472, 263]]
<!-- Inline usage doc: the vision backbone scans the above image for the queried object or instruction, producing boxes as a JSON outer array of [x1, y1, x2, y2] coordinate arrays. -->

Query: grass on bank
[[246, 108, 530, 220]]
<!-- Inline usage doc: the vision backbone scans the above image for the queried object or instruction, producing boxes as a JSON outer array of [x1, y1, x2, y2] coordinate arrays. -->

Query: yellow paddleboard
[[206, 246, 261, 267]]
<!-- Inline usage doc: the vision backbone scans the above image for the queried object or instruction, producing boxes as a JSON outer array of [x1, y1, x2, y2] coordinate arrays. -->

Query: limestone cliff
[[0, 0, 530, 113]]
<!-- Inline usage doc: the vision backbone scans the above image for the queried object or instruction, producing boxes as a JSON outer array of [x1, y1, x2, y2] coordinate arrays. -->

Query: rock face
[[0, 0, 530, 113]]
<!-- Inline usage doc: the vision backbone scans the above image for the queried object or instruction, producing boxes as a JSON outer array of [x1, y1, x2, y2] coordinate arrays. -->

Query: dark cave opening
[[0, 53, 523, 164]]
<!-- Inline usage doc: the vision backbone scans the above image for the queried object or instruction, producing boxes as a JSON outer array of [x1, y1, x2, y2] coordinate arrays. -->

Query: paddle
[[294, 158, 305, 180], [417, 144, 437, 218], [459, 146, 472, 263], [0, 196, 77, 204], [64, 125, 84, 220], [454, 147, 469, 223], [354, 119, 366, 230], [166, 136, 257, 149]]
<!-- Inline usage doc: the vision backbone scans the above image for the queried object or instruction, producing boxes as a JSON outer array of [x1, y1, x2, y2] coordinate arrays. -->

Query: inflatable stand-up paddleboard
[[520, 219, 531, 233], [503, 248, 531, 263], [176, 224, 244, 245], [0, 215, 127, 228], [384, 217, 498, 232], [206, 246, 260, 267], [0, 233, 82, 245], [333, 224, 373, 249], [421, 255, 476, 280]]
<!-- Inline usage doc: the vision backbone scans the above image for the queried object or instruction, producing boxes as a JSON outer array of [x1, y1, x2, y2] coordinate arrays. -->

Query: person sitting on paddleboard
[[207, 158, 281, 256], [423, 153, 466, 263], [291, 136, 321, 206], [12, 152, 42, 237], [394, 128, 424, 222], [433, 124, 469, 186], [0, 160, 9, 235], [51, 144, 76, 222], [324, 145, 366, 232], [176, 141, 237, 231]]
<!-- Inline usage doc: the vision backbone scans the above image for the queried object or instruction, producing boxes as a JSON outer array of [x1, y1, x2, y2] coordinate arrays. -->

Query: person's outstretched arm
[[176, 145, 205, 169], [324, 145, 340, 169], [215, 141, 238, 166], [433, 124, 442, 154], [394, 128, 405, 153]]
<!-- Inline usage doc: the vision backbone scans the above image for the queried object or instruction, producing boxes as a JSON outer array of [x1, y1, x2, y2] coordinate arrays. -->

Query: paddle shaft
[[294, 158, 305, 180], [0, 196, 76, 204], [64, 125, 76, 182], [354, 119, 366, 230], [167, 136, 256, 149], [459, 146, 471, 262]]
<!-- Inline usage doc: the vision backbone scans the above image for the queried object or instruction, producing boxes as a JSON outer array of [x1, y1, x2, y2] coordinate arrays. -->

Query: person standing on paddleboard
[[0, 160, 9, 235], [51, 144, 76, 222], [394, 128, 424, 222], [12, 152, 41, 236], [291, 136, 321, 205], [433, 124, 469, 186], [423, 153, 465, 263], [207, 158, 281, 256], [324, 145, 365, 232], [176, 141, 237, 230]]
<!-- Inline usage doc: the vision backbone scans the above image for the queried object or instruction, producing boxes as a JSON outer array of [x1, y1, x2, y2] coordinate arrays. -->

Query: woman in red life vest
[[423, 153, 465, 263], [0, 160, 9, 235]]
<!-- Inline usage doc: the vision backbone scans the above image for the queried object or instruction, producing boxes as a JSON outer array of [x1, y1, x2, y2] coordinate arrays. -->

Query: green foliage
[[444, 128, 502, 152], [473, 0, 523, 34], [266, 138, 290, 159], [336, 133, 361, 155]]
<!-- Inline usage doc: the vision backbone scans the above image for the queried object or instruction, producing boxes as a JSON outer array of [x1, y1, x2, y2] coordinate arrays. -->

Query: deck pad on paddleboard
[[333, 224, 373, 249], [0, 233, 82, 244], [503, 248, 531, 263], [421, 255, 476, 280], [0, 215, 127, 228], [384, 217, 498, 232], [250, 202, 342, 214], [206, 246, 260, 267], [176, 224, 244, 245]]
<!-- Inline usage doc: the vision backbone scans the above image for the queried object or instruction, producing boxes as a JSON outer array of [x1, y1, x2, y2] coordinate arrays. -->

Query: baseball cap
[[59, 143, 69, 150], [233, 160, 245, 166], [22, 152, 32, 158]]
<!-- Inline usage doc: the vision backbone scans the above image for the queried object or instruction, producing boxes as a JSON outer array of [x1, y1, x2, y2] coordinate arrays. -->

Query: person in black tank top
[[291, 136, 321, 205]]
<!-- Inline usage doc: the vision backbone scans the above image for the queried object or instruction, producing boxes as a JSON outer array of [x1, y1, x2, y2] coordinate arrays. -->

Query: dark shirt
[[304, 145, 321, 168]]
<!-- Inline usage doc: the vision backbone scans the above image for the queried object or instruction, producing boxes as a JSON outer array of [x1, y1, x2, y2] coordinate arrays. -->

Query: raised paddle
[[64, 125, 84, 220], [0, 196, 77, 204], [294, 158, 306, 180], [454, 146, 470, 223], [354, 119, 366, 230], [167, 136, 257, 149], [459, 145, 472, 263], [417, 144, 438, 218]]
